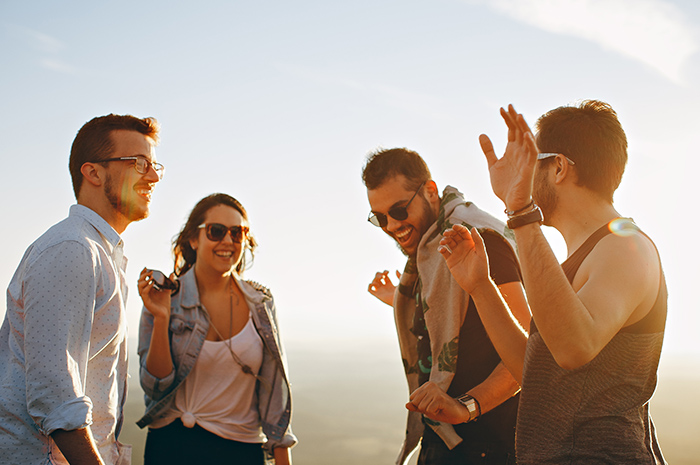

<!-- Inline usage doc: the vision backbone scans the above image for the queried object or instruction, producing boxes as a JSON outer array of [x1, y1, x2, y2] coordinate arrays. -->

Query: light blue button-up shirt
[[0, 204, 130, 464]]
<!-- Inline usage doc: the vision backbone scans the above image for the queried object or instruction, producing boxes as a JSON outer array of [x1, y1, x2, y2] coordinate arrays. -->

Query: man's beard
[[395, 198, 437, 257], [104, 172, 148, 223], [533, 168, 557, 223]]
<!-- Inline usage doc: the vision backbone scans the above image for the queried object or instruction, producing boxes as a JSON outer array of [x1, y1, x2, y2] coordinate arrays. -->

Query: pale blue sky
[[1, 0, 698, 361]]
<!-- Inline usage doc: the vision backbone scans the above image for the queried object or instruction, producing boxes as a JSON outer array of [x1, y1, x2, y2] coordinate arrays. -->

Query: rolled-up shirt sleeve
[[23, 240, 97, 435]]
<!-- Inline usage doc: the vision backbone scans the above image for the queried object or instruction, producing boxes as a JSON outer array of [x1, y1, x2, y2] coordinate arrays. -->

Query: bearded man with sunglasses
[[363, 148, 530, 465], [0, 114, 161, 465]]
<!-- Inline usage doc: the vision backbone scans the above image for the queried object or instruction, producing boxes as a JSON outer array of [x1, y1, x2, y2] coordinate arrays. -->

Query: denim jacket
[[136, 268, 297, 451]]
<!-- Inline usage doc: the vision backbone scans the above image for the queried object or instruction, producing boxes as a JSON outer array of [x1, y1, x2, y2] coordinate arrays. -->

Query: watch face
[[465, 399, 476, 413], [458, 395, 478, 421]]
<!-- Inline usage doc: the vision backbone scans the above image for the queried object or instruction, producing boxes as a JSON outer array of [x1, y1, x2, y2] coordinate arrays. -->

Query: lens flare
[[608, 218, 639, 237]]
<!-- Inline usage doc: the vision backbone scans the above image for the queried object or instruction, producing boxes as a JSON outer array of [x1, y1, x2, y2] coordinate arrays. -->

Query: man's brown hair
[[69, 114, 160, 198], [536, 100, 627, 203], [362, 147, 431, 191]]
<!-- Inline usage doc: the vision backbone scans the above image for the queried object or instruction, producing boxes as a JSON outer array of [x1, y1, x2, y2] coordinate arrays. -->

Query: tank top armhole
[[621, 231, 667, 334], [560, 220, 667, 334]]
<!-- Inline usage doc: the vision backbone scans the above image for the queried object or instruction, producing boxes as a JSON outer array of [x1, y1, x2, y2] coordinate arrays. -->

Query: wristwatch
[[506, 204, 543, 229], [457, 394, 480, 423]]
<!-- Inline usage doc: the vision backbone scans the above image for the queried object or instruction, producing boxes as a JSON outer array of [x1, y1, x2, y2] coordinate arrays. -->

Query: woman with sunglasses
[[136, 193, 296, 465]]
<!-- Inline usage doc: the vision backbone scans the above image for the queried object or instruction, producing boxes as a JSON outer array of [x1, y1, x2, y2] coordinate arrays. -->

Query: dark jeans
[[417, 435, 515, 465], [144, 418, 265, 465]]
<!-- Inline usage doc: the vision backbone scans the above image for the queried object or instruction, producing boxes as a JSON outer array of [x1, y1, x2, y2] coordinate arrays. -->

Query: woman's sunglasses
[[367, 181, 426, 228], [198, 223, 249, 242]]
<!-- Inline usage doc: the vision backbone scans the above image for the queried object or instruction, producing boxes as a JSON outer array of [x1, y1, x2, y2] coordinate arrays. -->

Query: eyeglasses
[[368, 181, 426, 228], [198, 223, 249, 242], [92, 156, 165, 179], [537, 153, 575, 165]]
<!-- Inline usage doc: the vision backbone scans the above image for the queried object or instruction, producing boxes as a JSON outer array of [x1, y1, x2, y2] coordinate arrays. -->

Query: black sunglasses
[[368, 181, 426, 228], [198, 223, 249, 242]]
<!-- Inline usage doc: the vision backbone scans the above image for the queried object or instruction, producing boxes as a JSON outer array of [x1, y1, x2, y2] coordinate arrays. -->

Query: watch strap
[[507, 205, 543, 229]]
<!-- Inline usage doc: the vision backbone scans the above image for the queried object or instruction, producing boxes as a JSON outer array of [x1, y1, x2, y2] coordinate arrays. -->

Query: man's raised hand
[[368, 270, 401, 306], [480, 104, 539, 212], [439, 225, 491, 296]]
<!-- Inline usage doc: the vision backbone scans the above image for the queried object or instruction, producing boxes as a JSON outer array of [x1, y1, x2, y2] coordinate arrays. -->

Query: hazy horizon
[[121, 339, 700, 465]]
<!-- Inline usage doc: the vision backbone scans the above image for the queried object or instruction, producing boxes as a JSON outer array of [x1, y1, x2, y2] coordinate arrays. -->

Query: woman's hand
[[138, 268, 172, 321], [368, 270, 401, 306]]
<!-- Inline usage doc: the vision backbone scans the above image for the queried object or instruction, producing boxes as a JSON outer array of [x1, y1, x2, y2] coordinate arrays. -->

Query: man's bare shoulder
[[574, 226, 661, 323]]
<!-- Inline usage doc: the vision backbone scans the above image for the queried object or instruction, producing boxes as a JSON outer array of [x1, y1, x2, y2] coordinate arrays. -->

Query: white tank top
[[151, 316, 265, 443]]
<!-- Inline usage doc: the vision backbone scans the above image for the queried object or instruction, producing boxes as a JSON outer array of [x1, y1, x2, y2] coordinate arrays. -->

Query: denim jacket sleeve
[[248, 285, 297, 451], [137, 306, 176, 399]]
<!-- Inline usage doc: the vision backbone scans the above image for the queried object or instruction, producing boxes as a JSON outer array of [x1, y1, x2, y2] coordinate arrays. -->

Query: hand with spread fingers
[[438, 225, 492, 296], [405, 381, 470, 425], [368, 270, 401, 306], [480, 104, 539, 212]]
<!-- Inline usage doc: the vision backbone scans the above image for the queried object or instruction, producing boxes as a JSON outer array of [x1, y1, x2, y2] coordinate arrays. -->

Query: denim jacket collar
[[178, 267, 266, 309], [178, 268, 200, 309]]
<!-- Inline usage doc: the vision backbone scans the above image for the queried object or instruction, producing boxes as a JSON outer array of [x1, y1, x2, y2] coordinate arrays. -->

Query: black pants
[[418, 435, 515, 465], [144, 419, 265, 465]]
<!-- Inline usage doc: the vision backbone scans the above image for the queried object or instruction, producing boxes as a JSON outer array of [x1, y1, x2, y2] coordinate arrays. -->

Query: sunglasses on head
[[198, 223, 249, 242], [368, 181, 426, 228], [537, 152, 575, 165]]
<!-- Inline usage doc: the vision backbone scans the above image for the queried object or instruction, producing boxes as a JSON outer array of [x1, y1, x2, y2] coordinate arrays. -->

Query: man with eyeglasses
[[363, 148, 530, 465], [0, 114, 162, 464], [415, 101, 667, 463]]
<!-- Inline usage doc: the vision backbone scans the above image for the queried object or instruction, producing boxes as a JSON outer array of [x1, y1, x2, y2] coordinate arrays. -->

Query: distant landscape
[[121, 342, 699, 464]]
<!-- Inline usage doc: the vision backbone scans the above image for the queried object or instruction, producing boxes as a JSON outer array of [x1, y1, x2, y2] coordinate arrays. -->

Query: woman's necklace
[[208, 277, 257, 378]]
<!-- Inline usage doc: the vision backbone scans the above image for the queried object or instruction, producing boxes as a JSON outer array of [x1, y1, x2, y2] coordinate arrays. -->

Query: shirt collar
[[69, 204, 124, 252]]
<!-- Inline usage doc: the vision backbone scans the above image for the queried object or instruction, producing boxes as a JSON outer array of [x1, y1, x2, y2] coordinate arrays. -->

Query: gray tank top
[[516, 220, 667, 464]]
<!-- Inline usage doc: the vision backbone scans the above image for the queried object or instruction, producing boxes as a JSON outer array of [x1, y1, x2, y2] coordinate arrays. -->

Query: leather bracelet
[[504, 199, 534, 216], [507, 205, 543, 229]]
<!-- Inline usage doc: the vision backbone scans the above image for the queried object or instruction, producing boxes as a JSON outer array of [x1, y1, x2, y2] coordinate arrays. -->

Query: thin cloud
[[274, 63, 453, 120], [8, 24, 78, 74], [469, 0, 698, 85], [22, 28, 65, 54], [40, 58, 78, 75]]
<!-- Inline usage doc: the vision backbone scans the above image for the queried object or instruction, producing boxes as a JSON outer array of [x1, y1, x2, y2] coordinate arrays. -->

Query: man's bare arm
[[513, 223, 660, 369], [406, 278, 528, 423], [439, 226, 530, 382], [480, 104, 661, 370], [51, 427, 105, 465]]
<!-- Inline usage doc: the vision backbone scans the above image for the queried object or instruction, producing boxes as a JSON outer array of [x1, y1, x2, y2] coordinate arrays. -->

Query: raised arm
[[480, 105, 661, 369], [439, 225, 529, 381], [513, 223, 660, 369], [137, 268, 174, 381]]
